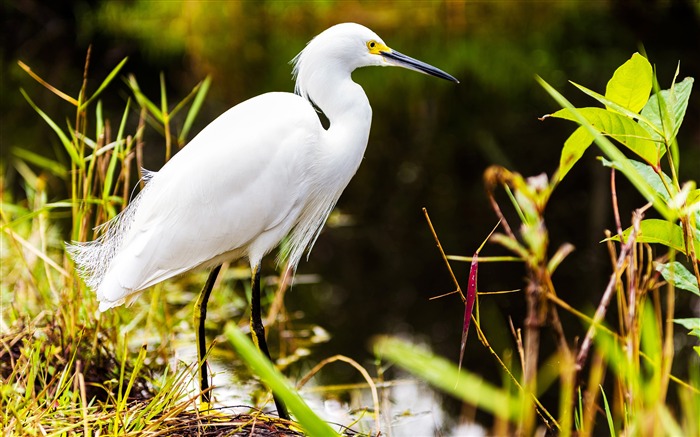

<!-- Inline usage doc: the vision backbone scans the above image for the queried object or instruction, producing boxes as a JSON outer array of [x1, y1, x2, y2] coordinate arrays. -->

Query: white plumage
[[68, 22, 458, 312]]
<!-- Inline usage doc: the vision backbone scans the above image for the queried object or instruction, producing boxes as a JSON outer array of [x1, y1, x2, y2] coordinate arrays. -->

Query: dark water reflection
[[4, 0, 699, 432]]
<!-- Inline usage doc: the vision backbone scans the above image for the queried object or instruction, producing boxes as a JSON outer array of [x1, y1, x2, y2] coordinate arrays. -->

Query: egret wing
[[97, 92, 321, 305]]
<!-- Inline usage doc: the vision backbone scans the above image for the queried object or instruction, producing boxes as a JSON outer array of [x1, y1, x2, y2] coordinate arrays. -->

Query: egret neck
[[308, 68, 373, 192]]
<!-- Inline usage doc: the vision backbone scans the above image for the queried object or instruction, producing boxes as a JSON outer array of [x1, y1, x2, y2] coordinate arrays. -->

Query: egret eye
[[367, 40, 378, 52]]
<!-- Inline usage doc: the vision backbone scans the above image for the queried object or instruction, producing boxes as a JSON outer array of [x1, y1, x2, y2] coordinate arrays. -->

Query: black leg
[[250, 264, 290, 420], [194, 264, 222, 407]]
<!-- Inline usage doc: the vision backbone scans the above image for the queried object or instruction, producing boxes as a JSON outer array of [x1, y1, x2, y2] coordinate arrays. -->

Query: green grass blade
[[102, 99, 131, 201], [127, 75, 164, 123], [224, 323, 340, 436], [21, 89, 82, 168], [179, 76, 211, 144], [79, 57, 128, 111], [11, 147, 68, 178], [373, 335, 521, 422], [160, 72, 167, 116], [575, 387, 583, 431], [600, 385, 616, 436], [1, 201, 72, 231]]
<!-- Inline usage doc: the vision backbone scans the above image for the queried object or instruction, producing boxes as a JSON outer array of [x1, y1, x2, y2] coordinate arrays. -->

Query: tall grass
[[1, 51, 331, 436]]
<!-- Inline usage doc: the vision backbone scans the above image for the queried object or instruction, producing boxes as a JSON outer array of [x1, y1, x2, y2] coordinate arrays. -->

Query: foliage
[[0, 53, 330, 435], [3, 12, 699, 434], [374, 53, 699, 435], [225, 324, 341, 436]]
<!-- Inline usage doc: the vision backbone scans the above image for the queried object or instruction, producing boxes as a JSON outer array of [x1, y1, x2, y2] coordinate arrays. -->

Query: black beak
[[380, 50, 459, 83]]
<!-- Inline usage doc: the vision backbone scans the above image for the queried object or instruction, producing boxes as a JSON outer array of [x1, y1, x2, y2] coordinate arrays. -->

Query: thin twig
[[423, 208, 464, 301], [296, 355, 381, 437], [576, 208, 644, 372], [611, 168, 623, 236], [478, 318, 559, 431]]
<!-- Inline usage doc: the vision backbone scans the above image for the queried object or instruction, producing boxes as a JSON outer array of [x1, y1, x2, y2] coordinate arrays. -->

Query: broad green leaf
[[674, 318, 700, 355], [605, 53, 652, 113], [538, 76, 673, 220], [656, 261, 700, 296], [571, 81, 662, 139], [552, 107, 660, 165], [654, 73, 675, 145], [642, 77, 694, 144], [670, 77, 694, 140], [601, 158, 675, 203], [674, 318, 700, 334], [689, 189, 700, 226], [558, 126, 594, 181], [689, 189, 700, 206], [608, 219, 700, 256]]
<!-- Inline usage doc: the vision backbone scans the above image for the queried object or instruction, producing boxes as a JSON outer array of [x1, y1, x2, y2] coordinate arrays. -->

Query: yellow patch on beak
[[367, 40, 391, 55]]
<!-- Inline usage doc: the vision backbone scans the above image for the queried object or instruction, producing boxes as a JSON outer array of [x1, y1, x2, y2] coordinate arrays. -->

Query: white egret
[[69, 22, 458, 419]]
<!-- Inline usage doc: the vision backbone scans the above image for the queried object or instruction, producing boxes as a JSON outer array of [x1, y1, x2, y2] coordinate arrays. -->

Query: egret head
[[292, 23, 458, 102]]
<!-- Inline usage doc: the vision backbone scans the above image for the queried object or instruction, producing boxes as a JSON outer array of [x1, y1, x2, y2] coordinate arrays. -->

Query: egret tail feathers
[[66, 187, 146, 296]]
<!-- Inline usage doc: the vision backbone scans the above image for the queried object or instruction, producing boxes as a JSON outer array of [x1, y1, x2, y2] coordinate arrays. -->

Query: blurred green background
[[3, 0, 699, 411]]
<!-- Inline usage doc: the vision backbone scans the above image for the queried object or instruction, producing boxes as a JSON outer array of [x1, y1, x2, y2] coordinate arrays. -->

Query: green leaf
[[373, 336, 521, 421], [571, 81, 662, 139], [159, 72, 168, 118], [601, 158, 674, 203], [600, 385, 617, 437], [674, 318, 700, 356], [11, 147, 68, 178], [103, 99, 131, 201], [656, 262, 700, 296], [558, 126, 594, 181], [552, 107, 660, 165], [224, 323, 339, 436], [179, 76, 211, 144], [79, 57, 128, 111], [608, 219, 700, 256], [669, 76, 694, 140], [96, 100, 104, 140], [538, 76, 673, 220], [674, 318, 700, 334], [605, 53, 652, 114], [642, 77, 694, 144], [20, 89, 82, 168], [0, 201, 72, 231], [127, 75, 164, 122]]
